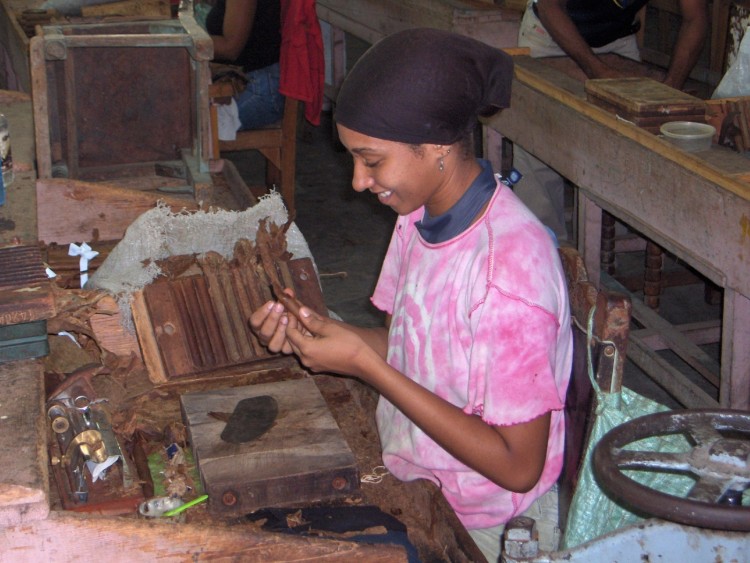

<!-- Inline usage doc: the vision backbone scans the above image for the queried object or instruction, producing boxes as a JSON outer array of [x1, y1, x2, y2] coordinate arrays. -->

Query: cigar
[[277, 292, 304, 323], [269, 279, 305, 324]]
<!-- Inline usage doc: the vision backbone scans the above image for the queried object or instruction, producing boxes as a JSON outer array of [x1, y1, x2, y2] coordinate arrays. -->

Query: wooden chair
[[502, 246, 632, 558], [209, 82, 299, 216], [556, 246, 632, 533]]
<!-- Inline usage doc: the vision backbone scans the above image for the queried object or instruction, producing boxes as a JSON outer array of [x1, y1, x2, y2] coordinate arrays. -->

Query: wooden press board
[[132, 257, 327, 383], [180, 378, 360, 516], [585, 77, 707, 117]]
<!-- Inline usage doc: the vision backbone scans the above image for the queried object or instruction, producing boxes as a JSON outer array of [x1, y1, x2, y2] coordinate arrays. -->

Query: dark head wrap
[[334, 28, 513, 145]]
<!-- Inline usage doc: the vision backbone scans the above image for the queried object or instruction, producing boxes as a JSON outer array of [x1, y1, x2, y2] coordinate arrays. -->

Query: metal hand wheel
[[593, 409, 750, 531]]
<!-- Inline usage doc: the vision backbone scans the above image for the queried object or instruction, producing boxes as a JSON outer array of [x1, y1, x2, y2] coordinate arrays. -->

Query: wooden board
[[80, 0, 170, 18], [585, 77, 707, 117], [1, 511, 407, 561], [181, 378, 360, 517], [584, 94, 706, 133], [88, 295, 141, 358], [35, 178, 198, 245], [0, 359, 49, 527]]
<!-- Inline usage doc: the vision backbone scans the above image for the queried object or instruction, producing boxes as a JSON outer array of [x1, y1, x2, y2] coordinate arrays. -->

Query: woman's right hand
[[285, 307, 380, 380]]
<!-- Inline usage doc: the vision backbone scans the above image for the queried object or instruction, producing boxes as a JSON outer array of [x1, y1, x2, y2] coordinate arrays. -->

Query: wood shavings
[[46, 284, 106, 341]]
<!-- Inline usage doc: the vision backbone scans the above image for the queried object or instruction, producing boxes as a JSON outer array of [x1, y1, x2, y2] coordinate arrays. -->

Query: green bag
[[561, 310, 694, 550]]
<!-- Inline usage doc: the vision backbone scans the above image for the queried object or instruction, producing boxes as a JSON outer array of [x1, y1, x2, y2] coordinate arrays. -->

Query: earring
[[438, 147, 450, 172]]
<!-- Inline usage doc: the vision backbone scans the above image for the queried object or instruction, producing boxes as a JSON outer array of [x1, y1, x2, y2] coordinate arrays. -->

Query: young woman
[[250, 28, 573, 560]]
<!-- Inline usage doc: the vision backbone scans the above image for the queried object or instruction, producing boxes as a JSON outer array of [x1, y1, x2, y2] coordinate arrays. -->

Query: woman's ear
[[429, 144, 452, 161]]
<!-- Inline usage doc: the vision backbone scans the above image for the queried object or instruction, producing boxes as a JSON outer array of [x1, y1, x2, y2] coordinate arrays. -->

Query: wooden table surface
[[316, 0, 522, 105], [0, 357, 483, 561], [484, 55, 750, 410], [316, 0, 521, 49]]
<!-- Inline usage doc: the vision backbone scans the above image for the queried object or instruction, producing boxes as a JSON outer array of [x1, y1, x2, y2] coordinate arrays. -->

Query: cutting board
[[181, 378, 360, 516]]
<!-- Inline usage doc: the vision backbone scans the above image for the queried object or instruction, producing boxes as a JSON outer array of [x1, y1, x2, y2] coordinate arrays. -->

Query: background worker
[[513, 0, 708, 241], [205, 0, 284, 130]]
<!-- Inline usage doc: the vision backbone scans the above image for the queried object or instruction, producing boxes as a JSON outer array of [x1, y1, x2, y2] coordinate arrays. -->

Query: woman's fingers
[[266, 313, 293, 353], [249, 300, 291, 353], [291, 306, 326, 336]]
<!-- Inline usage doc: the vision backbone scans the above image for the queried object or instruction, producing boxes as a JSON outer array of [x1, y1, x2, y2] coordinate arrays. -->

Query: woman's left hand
[[248, 290, 310, 355]]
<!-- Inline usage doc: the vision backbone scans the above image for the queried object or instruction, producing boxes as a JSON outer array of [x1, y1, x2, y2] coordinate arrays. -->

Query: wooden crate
[[29, 14, 214, 199]]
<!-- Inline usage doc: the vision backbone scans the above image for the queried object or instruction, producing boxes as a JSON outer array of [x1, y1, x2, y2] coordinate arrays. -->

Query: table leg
[[600, 211, 617, 275], [643, 241, 664, 310], [721, 289, 750, 409], [577, 191, 603, 288]]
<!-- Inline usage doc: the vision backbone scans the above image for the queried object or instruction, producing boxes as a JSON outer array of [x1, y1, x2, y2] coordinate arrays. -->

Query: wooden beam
[[631, 319, 722, 351], [627, 334, 720, 409]]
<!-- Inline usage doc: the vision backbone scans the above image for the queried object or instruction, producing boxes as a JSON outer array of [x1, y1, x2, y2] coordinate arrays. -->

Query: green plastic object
[[561, 309, 693, 549], [562, 386, 694, 549], [146, 447, 203, 499]]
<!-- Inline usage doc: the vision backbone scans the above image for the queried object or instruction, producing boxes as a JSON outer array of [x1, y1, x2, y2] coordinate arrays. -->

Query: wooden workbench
[[0, 357, 484, 561], [484, 55, 750, 410], [316, 0, 522, 101], [0, 87, 483, 563]]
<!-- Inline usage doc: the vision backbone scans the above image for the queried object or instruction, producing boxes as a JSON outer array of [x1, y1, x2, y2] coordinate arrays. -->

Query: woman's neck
[[425, 158, 483, 217]]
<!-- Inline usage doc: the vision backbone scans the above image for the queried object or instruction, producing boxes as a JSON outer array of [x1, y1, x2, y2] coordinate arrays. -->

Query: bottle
[[0, 113, 13, 206]]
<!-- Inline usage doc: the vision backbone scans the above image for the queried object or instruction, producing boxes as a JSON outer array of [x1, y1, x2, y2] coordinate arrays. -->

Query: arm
[[285, 307, 550, 493], [663, 0, 708, 90], [211, 0, 257, 61], [536, 0, 627, 79]]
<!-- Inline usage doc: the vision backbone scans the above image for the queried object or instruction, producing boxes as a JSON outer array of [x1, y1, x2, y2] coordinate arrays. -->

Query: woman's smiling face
[[337, 124, 447, 216]]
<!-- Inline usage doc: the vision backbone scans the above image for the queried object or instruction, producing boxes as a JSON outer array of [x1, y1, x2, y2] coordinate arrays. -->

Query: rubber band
[[361, 465, 389, 484]]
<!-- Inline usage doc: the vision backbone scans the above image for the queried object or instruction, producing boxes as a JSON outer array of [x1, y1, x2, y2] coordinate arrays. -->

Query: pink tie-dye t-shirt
[[371, 180, 573, 530]]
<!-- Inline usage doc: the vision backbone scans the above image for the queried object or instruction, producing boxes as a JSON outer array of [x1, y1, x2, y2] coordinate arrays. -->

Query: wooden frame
[[29, 13, 213, 197]]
